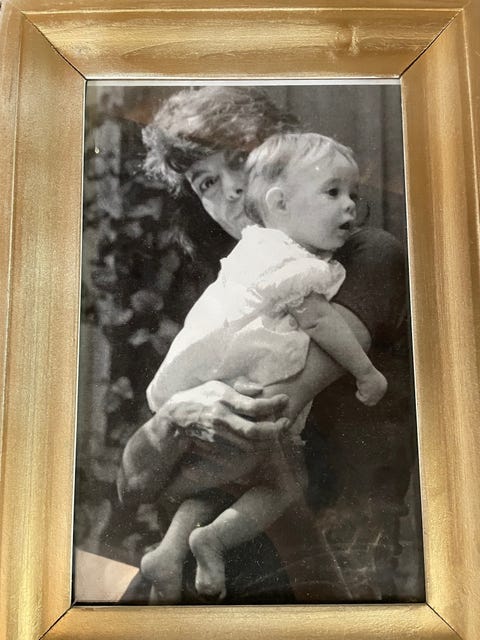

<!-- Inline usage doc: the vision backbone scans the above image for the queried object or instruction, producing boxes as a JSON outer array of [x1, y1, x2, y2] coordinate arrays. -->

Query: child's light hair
[[143, 86, 299, 196], [245, 133, 357, 224]]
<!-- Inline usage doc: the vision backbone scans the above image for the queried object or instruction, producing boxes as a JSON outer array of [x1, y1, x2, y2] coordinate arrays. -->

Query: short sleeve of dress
[[254, 253, 346, 316]]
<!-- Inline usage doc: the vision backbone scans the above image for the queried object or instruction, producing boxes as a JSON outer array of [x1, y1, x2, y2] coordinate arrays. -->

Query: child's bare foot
[[140, 544, 184, 604], [189, 526, 226, 601]]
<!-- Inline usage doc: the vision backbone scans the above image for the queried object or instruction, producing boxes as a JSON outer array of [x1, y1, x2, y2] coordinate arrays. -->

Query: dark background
[[75, 83, 424, 604]]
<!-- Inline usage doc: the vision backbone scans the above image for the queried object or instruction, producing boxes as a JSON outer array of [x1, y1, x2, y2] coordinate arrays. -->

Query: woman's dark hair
[[143, 86, 299, 195]]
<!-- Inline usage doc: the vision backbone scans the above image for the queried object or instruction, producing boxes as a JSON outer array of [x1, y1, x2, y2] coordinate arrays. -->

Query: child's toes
[[195, 575, 226, 601]]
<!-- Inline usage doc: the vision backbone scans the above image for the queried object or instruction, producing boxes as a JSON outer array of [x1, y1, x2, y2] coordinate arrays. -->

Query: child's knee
[[275, 454, 308, 507], [286, 476, 306, 506]]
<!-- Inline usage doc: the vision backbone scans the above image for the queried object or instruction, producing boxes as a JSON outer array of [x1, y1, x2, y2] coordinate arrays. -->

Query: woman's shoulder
[[337, 227, 403, 258]]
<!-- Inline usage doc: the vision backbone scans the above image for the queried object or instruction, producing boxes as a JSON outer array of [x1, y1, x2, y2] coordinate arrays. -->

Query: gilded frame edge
[[1, 2, 479, 639]]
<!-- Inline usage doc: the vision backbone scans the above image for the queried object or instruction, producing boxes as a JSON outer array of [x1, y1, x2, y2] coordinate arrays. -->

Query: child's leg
[[141, 493, 230, 603], [118, 413, 191, 505], [163, 440, 264, 503], [164, 335, 346, 505], [189, 443, 305, 600]]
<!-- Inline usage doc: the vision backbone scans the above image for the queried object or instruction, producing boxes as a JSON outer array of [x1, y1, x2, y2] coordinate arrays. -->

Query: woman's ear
[[265, 186, 287, 216]]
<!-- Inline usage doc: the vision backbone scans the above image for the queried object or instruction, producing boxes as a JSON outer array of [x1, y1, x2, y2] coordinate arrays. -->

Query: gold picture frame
[[0, 1, 479, 638]]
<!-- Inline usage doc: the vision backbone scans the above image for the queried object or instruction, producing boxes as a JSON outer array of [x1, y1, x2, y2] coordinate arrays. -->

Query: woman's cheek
[[204, 193, 227, 224], [202, 196, 219, 219]]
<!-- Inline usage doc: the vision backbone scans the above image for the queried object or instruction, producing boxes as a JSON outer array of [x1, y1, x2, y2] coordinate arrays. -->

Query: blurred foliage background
[[76, 86, 236, 573]]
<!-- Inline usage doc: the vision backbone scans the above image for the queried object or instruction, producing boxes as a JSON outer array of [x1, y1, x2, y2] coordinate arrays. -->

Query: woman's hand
[[160, 380, 290, 450], [118, 380, 290, 505]]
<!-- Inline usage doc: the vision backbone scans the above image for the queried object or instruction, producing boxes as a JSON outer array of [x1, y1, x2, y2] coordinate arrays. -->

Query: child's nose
[[344, 197, 356, 215]]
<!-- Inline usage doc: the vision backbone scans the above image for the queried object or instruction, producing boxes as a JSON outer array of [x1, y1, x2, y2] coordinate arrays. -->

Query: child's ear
[[265, 186, 287, 215]]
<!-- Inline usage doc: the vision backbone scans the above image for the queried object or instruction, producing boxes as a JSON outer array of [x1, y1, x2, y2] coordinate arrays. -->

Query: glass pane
[[73, 82, 424, 605]]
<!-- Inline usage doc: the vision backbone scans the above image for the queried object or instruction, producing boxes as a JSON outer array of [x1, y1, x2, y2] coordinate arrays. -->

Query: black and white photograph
[[74, 82, 424, 606]]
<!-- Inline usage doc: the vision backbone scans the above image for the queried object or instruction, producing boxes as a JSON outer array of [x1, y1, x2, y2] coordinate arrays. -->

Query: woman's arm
[[117, 381, 289, 506], [118, 299, 377, 507], [290, 293, 387, 406]]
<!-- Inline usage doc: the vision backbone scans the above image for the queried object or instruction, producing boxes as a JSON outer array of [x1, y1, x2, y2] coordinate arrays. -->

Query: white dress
[[147, 225, 345, 438]]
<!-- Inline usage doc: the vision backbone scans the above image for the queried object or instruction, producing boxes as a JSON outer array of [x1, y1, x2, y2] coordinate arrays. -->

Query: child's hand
[[355, 368, 388, 406]]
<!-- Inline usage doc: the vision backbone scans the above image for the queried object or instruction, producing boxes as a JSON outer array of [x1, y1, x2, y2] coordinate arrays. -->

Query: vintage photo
[[74, 82, 424, 605]]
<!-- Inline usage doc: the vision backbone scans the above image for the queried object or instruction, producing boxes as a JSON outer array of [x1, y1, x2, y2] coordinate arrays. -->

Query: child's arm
[[289, 292, 387, 406]]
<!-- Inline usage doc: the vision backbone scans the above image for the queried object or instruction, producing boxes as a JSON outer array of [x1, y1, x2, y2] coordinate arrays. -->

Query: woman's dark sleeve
[[333, 227, 406, 346]]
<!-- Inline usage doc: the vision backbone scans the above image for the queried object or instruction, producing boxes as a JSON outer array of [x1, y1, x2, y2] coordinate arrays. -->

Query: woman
[[117, 86, 408, 603]]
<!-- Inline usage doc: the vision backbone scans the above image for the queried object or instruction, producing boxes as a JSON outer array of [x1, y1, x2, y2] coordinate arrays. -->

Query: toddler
[[141, 133, 387, 602]]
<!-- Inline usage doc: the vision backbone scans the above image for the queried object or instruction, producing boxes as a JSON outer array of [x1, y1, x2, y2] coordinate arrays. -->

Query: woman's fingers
[[232, 380, 263, 397], [218, 415, 290, 441], [165, 381, 289, 445], [192, 427, 256, 452], [222, 388, 289, 419], [194, 409, 289, 445]]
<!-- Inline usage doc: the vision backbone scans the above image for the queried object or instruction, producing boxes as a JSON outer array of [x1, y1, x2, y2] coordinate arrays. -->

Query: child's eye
[[327, 188, 339, 197], [350, 192, 358, 202], [198, 176, 218, 193]]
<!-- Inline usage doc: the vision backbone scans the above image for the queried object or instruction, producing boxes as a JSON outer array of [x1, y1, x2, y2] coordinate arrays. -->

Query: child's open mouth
[[339, 222, 351, 231]]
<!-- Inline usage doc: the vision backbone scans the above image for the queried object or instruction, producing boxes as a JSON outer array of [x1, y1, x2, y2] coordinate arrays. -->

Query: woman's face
[[186, 150, 252, 239]]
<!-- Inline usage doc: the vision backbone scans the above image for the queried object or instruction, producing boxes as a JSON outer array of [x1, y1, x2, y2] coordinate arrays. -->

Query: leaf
[[128, 198, 163, 221], [161, 248, 181, 273], [96, 297, 134, 326], [122, 221, 143, 240], [130, 289, 164, 313], [155, 268, 174, 294], [92, 268, 119, 293], [110, 376, 134, 400], [149, 317, 181, 356], [129, 328, 152, 347]]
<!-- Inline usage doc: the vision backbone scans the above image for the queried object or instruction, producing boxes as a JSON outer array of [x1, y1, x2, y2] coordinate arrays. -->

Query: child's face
[[279, 151, 359, 252], [186, 150, 251, 239]]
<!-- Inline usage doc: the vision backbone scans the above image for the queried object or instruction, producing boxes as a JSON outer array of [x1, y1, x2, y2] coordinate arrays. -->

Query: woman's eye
[[227, 151, 248, 170], [198, 176, 218, 193], [327, 188, 339, 197]]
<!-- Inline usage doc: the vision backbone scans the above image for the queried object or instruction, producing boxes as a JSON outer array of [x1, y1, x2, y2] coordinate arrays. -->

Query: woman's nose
[[222, 172, 244, 201], [226, 187, 243, 201]]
